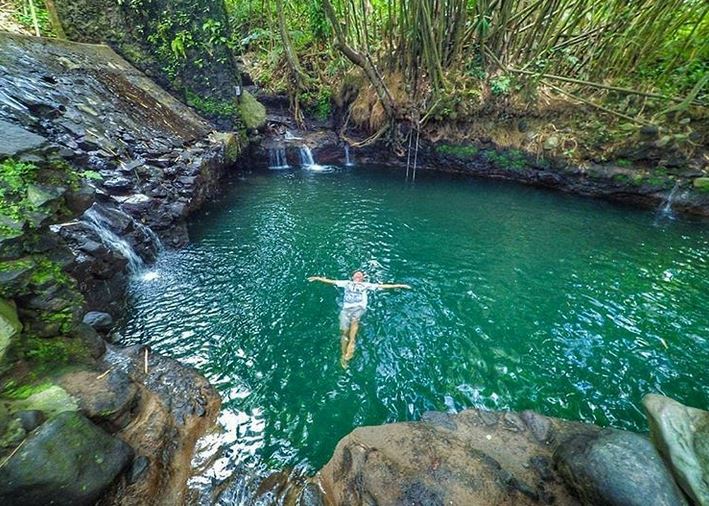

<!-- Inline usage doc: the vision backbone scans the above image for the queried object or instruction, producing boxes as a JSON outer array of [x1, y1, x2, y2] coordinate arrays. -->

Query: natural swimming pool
[[116, 165, 708, 495]]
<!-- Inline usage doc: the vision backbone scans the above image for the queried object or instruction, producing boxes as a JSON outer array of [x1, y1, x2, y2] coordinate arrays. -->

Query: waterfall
[[344, 144, 354, 166], [268, 146, 289, 169], [655, 181, 681, 222], [299, 145, 316, 167], [83, 207, 145, 273], [298, 145, 334, 173]]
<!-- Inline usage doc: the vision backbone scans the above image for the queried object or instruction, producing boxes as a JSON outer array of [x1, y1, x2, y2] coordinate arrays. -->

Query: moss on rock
[[238, 90, 266, 130]]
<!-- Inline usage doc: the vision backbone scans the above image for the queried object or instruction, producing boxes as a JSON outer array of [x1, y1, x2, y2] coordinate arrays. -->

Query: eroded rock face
[[644, 394, 709, 506], [314, 409, 594, 505], [0, 411, 133, 506]]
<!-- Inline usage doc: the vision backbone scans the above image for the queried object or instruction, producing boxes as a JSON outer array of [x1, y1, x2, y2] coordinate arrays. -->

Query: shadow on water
[[115, 166, 709, 504]]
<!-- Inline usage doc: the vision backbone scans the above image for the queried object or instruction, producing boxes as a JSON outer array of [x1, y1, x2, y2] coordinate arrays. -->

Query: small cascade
[[655, 182, 681, 223], [299, 145, 316, 167], [298, 145, 333, 172], [83, 207, 145, 273], [268, 146, 289, 169], [344, 144, 354, 166]]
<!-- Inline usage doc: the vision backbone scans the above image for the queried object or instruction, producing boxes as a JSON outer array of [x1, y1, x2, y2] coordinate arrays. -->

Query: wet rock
[[0, 411, 133, 506], [17, 410, 45, 432], [102, 176, 134, 193], [0, 298, 22, 363], [643, 394, 709, 505], [83, 311, 114, 332], [65, 184, 97, 214], [554, 428, 687, 506], [58, 369, 138, 430], [0, 119, 47, 156], [129, 455, 150, 483]]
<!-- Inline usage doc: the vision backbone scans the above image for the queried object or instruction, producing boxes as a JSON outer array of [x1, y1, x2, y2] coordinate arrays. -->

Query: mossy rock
[[238, 90, 266, 130], [10, 384, 78, 418], [0, 411, 133, 506], [0, 298, 22, 364], [692, 177, 709, 192]]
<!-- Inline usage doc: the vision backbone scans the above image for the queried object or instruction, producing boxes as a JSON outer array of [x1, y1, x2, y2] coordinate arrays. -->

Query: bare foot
[[340, 356, 349, 369]]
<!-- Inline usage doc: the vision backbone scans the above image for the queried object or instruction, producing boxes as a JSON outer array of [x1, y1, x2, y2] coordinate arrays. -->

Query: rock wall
[[52, 0, 242, 128], [0, 32, 241, 505]]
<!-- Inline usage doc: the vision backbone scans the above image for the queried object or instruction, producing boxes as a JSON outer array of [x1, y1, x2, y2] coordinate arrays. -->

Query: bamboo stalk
[[27, 0, 41, 36]]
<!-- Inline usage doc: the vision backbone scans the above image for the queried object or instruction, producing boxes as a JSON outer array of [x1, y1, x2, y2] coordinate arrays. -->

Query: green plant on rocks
[[435, 144, 479, 159]]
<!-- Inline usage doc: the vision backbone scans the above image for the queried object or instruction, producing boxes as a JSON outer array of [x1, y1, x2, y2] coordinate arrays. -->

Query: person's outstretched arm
[[308, 276, 339, 285], [376, 283, 412, 290]]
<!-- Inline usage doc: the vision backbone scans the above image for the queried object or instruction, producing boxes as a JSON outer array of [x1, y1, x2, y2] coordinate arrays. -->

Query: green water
[[117, 166, 708, 481]]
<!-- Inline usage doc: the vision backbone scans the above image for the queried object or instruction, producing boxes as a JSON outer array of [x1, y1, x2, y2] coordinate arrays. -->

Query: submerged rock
[[643, 394, 709, 506], [0, 411, 133, 506], [554, 428, 687, 506]]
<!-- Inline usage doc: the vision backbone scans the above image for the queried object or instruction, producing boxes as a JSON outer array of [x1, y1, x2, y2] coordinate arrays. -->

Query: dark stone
[[0, 119, 48, 156], [0, 411, 133, 506], [639, 124, 659, 140], [72, 323, 106, 359], [82, 311, 114, 332], [58, 369, 139, 430], [102, 177, 134, 193], [65, 185, 96, 214], [128, 455, 149, 484], [554, 429, 688, 506], [17, 410, 45, 432]]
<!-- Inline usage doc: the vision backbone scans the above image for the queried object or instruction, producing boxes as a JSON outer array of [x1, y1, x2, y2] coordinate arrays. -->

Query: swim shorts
[[339, 305, 366, 329]]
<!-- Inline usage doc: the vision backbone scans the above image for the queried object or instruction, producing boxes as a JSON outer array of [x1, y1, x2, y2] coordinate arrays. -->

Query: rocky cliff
[[0, 32, 243, 505]]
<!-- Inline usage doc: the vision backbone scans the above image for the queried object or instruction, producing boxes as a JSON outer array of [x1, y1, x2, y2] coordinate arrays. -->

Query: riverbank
[[0, 32, 243, 504], [247, 124, 709, 218]]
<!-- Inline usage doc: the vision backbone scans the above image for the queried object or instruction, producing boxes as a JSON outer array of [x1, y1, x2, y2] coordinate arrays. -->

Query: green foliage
[[483, 149, 527, 171], [12, 0, 54, 37], [435, 144, 479, 159], [21, 335, 89, 366], [0, 159, 39, 227], [490, 75, 512, 96], [186, 90, 239, 119], [2, 380, 53, 400], [82, 170, 103, 181], [615, 159, 632, 168]]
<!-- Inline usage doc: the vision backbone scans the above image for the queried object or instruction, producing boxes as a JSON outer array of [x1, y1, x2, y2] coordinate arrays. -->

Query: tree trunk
[[322, 0, 397, 122]]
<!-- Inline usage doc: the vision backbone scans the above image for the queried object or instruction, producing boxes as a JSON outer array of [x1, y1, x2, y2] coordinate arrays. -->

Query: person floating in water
[[308, 271, 411, 367]]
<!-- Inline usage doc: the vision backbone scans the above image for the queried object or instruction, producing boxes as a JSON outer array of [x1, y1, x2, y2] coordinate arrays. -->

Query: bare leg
[[344, 319, 359, 362]]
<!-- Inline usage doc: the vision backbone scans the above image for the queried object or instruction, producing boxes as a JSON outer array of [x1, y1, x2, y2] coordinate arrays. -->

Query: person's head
[[352, 271, 364, 282]]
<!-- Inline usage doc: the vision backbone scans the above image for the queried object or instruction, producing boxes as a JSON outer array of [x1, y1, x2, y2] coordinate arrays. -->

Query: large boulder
[[644, 394, 709, 505], [314, 408, 594, 505], [58, 369, 138, 430], [0, 411, 133, 506], [0, 298, 22, 363], [554, 428, 688, 506]]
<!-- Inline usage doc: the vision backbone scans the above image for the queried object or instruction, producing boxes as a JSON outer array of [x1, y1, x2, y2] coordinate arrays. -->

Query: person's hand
[[307, 276, 319, 282], [401, 284, 412, 289]]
